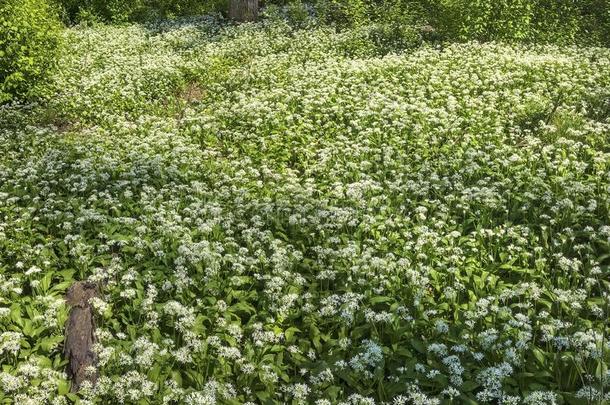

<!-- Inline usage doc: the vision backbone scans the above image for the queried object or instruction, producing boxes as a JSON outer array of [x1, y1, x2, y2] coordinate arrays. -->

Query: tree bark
[[64, 281, 99, 392], [229, 0, 258, 22]]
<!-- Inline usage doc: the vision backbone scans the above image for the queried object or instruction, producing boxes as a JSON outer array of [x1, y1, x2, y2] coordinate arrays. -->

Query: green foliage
[[56, 0, 226, 23], [437, 0, 535, 41], [1, 19, 610, 402], [0, 0, 62, 103], [52, 0, 610, 47], [366, 0, 425, 52], [261, 1, 314, 28], [365, 23, 421, 54], [285, 0, 311, 26], [314, 0, 368, 26], [57, 0, 142, 23], [429, 0, 610, 44], [531, 0, 582, 44], [369, 0, 426, 25], [580, 0, 610, 46], [283, 0, 609, 47]]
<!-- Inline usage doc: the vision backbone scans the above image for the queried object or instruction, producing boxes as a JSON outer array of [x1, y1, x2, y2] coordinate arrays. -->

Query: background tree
[[229, 0, 258, 21]]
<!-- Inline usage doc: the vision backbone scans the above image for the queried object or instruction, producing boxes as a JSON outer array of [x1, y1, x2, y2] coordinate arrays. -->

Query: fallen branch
[[64, 281, 99, 393]]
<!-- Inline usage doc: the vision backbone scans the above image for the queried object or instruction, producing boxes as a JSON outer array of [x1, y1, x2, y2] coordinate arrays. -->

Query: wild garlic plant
[[0, 16, 609, 404]]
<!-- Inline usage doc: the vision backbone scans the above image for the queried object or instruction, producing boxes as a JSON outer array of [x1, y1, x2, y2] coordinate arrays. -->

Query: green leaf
[[461, 380, 479, 392], [58, 380, 70, 395], [40, 271, 53, 292], [532, 348, 547, 367], [171, 370, 182, 386], [284, 327, 301, 342], [10, 304, 23, 327], [409, 339, 426, 354]]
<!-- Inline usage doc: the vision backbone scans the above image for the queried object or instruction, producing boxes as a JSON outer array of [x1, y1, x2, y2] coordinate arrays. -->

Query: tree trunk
[[229, 0, 258, 22]]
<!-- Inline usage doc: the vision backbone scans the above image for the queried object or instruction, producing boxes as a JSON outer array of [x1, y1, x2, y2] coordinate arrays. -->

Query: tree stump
[[229, 0, 258, 22], [64, 281, 99, 392]]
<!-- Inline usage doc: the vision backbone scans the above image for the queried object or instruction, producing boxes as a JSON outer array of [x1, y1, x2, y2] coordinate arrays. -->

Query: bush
[[0, 0, 62, 103], [428, 0, 609, 44], [57, 0, 142, 23], [367, 0, 426, 51], [314, 0, 368, 26], [530, 0, 581, 44], [432, 0, 535, 41], [579, 0, 610, 46], [285, 0, 312, 26], [260, 1, 313, 27], [57, 0, 227, 23]]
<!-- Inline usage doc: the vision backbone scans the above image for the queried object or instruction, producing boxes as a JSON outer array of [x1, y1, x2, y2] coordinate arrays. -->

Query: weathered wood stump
[[64, 281, 99, 392], [229, 0, 258, 22]]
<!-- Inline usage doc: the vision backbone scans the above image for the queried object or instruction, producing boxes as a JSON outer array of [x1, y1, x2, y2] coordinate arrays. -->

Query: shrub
[[428, 0, 609, 44], [260, 1, 313, 27], [56, 0, 225, 23], [366, 0, 426, 52], [57, 0, 144, 23], [314, 0, 368, 26], [285, 0, 312, 26], [531, 0, 581, 44], [0, 0, 62, 103], [433, 0, 535, 41], [141, 0, 225, 20], [366, 23, 421, 54], [579, 0, 610, 46]]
